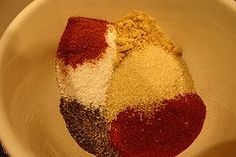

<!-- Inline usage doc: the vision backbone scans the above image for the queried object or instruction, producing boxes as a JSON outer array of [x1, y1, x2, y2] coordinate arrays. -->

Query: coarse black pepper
[[60, 98, 118, 157]]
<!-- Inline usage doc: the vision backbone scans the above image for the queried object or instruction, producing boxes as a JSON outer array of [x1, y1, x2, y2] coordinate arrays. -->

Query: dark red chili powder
[[109, 93, 206, 157], [57, 17, 109, 68]]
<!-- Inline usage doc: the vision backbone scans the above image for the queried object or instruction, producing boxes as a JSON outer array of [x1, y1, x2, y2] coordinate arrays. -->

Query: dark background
[[1, 143, 9, 157]]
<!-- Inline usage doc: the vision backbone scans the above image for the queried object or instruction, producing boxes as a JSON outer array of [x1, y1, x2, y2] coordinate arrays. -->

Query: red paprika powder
[[57, 17, 109, 68], [109, 93, 206, 157]]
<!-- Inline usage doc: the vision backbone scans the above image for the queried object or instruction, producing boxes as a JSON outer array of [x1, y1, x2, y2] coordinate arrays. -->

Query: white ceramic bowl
[[1, 0, 236, 157]]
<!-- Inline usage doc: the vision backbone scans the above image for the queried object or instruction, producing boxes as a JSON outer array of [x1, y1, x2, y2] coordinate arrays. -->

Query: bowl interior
[[1, 0, 236, 157]]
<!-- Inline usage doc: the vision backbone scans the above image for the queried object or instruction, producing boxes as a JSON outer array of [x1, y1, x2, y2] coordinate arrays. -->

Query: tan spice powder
[[104, 11, 194, 122], [105, 46, 194, 122], [115, 10, 182, 63]]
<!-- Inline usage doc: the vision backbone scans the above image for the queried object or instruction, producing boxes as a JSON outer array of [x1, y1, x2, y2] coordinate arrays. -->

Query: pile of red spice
[[109, 93, 206, 157], [57, 17, 109, 68]]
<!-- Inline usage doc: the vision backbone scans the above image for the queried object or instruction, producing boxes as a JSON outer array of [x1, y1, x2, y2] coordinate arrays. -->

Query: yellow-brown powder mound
[[105, 45, 194, 122], [105, 11, 194, 122], [115, 11, 182, 64]]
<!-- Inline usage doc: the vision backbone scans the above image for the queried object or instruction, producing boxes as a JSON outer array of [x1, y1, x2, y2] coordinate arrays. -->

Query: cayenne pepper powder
[[109, 93, 206, 157], [57, 17, 109, 68]]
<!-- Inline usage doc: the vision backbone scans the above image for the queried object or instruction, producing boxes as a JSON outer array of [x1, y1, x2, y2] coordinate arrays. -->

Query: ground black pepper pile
[[60, 98, 118, 157]]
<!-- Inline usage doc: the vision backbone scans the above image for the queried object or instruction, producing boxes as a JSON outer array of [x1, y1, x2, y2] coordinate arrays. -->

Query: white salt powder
[[56, 25, 117, 109]]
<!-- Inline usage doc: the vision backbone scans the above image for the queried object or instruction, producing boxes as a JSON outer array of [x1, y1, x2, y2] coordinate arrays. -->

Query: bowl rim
[[0, 1, 48, 156], [0, 0, 236, 156]]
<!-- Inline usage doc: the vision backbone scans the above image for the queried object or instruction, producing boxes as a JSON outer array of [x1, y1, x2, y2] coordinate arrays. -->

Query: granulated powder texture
[[56, 12, 206, 157], [115, 11, 182, 62], [56, 24, 117, 108], [60, 98, 118, 157], [106, 46, 194, 121], [109, 93, 206, 157], [56, 17, 118, 157], [57, 17, 109, 68]]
